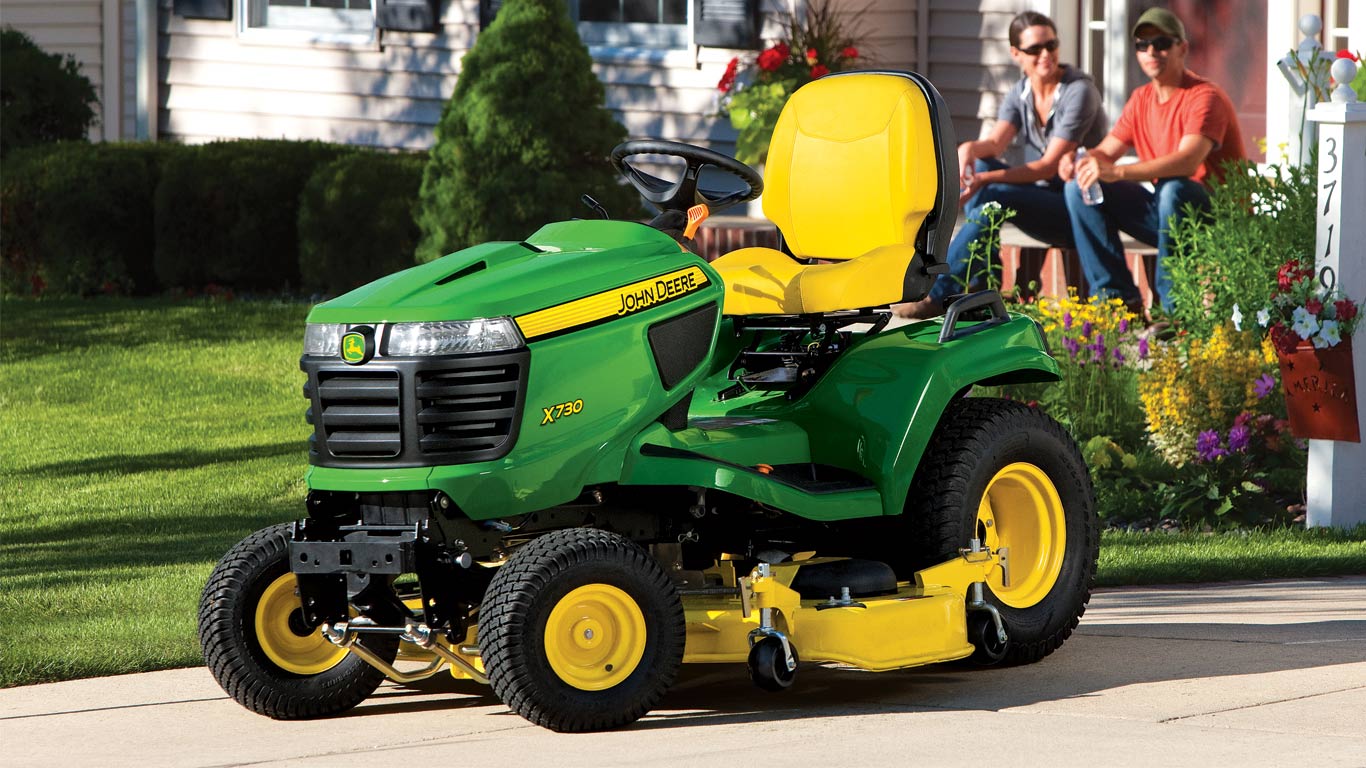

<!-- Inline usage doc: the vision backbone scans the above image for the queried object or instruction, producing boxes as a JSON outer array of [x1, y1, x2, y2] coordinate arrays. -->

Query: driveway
[[3, 577, 1363, 767]]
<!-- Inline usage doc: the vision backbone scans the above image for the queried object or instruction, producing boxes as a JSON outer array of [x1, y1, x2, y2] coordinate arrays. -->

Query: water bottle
[[1076, 147, 1104, 206]]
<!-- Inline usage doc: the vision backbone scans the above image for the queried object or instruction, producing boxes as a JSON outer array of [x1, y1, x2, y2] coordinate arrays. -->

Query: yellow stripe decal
[[515, 266, 710, 340]]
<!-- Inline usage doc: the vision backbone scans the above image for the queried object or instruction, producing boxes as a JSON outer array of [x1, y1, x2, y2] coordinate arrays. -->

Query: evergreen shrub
[[0, 28, 99, 157], [154, 140, 350, 291], [299, 151, 427, 296], [416, 0, 638, 262]]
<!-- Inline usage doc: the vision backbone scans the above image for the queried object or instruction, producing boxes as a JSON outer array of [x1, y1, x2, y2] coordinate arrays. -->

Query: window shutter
[[693, 0, 759, 49], [479, 0, 502, 29], [173, 0, 231, 21], [377, 0, 440, 32]]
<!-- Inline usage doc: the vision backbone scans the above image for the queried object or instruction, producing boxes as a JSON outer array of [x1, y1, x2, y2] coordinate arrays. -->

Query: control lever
[[580, 194, 609, 219]]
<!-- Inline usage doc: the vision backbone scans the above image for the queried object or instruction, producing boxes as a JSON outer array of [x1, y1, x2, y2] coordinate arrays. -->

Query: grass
[[1096, 527, 1366, 587], [1, 298, 1364, 688]]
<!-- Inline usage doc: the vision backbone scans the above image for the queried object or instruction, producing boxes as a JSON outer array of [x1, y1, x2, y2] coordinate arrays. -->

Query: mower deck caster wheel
[[748, 636, 798, 692], [966, 612, 1009, 665]]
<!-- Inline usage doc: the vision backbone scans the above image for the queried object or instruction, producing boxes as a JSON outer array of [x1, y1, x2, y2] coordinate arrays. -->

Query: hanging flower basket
[[1276, 338, 1360, 442]]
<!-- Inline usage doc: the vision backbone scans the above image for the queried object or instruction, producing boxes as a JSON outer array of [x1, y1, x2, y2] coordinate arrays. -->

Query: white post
[[1305, 58, 1366, 529]]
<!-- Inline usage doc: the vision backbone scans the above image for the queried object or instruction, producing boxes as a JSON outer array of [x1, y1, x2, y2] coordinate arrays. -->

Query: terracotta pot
[[1277, 338, 1361, 442]]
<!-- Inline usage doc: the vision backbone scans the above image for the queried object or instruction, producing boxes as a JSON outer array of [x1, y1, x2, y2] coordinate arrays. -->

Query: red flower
[[774, 42, 790, 59], [811, 64, 830, 79], [806, 48, 819, 65], [842, 46, 859, 59], [1337, 49, 1360, 62], [1306, 297, 1323, 315], [1277, 259, 1310, 292], [757, 47, 785, 72], [1269, 322, 1300, 355], [1336, 299, 1359, 322], [717, 56, 739, 92]]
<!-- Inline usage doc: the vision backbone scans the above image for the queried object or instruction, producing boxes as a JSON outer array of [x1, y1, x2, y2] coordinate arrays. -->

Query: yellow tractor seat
[[711, 71, 957, 316]]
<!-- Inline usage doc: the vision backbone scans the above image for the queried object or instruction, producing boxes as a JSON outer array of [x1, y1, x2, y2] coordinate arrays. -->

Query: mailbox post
[[1305, 57, 1366, 528]]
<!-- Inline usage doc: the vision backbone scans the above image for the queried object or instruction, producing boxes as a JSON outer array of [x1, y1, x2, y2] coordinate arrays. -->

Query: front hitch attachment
[[322, 617, 489, 685]]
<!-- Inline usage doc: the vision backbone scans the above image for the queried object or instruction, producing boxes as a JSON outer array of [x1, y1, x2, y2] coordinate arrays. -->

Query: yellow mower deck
[[395, 546, 1005, 681]]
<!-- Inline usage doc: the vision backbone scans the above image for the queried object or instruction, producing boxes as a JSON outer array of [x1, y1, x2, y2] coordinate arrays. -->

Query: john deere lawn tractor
[[199, 71, 1098, 732]]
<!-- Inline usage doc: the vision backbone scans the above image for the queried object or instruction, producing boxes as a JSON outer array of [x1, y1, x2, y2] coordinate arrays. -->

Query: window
[[571, 0, 688, 48], [240, 0, 376, 44]]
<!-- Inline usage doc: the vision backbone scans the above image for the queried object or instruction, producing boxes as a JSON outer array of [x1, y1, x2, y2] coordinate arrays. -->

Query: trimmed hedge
[[153, 140, 351, 291], [1, 142, 166, 295], [298, 151, 426, 296]]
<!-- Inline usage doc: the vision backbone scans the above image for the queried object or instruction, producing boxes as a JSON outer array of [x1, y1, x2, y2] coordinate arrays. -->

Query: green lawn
[[1, 298, 1363, 688]]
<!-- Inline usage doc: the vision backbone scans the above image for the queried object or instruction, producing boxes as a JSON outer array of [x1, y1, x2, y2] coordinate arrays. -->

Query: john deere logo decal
[[340, 328, 373, 365]]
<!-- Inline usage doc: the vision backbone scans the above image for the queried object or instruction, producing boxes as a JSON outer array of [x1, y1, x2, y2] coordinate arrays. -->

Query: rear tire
[[899, 398, 1098, 666], [479, 528, 685, 732], [198, 524, 396, 719]]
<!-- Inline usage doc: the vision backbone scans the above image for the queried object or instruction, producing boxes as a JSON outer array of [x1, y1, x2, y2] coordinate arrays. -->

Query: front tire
[[479, 528, 685, 732], [198, 524, 396, 719], [901, 398, 1099, 665]]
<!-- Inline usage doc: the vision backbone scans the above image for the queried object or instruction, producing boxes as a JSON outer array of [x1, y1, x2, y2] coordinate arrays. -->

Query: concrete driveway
[[3, 577, 1363, 767]]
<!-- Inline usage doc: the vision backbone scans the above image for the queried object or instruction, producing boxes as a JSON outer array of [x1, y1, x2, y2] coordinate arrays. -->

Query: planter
[[1277, 338, 1361, 442]]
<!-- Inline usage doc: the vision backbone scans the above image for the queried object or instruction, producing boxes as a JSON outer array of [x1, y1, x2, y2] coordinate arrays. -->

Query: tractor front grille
[[303, 350, 529, 469]]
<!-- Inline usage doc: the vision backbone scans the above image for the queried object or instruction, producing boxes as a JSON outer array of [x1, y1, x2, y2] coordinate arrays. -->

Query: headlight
[[387, 318, 524, 356], [303, 323, 345, 356]]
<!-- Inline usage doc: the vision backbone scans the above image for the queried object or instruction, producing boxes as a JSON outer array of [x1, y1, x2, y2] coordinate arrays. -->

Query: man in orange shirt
[[1064, 7, 1245, 314]]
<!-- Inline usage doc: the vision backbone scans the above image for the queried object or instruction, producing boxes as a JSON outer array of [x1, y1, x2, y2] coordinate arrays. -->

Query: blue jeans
[[929, 158, 1075, 304], [1063, 176, 1210, 312]]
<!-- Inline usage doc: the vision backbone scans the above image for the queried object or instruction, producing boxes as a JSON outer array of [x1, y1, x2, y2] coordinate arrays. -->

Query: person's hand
[[957, 142, 976, 186], [1075, 154, 1101, 189], [1058, 150, 1076, 181], [959, 173, 984, 205]]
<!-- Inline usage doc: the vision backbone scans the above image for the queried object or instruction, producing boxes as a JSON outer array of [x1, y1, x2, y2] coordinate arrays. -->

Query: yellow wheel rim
[[254, 573, 348, 675], [543, 584, 647, 691], [976, 462, 1066, 609]]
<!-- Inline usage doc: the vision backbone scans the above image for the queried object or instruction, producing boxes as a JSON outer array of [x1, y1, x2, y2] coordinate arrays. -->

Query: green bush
[[0, 28, 99, 158], [1167, 159, 1317, 337], [154, 140, 350, 291], [1, 142, 167, 296], [416, 0, 638, 262], [299, 151, 426, 296]]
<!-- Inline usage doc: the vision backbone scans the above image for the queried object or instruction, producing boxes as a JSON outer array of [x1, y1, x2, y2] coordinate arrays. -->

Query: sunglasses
[[1133, 35, 1178, 53], [1016, 39, 1059, 56]]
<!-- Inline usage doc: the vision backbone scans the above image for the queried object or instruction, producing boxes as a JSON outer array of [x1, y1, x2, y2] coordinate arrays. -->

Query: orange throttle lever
[[683, 204, 710, 240]]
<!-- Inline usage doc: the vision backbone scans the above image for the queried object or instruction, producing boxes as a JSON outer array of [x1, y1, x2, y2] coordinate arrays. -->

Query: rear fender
[[788, 314, 1058, 517]]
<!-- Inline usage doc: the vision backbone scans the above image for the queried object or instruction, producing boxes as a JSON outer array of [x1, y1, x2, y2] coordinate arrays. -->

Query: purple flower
[[1138, 337, 1150, 360], [1081, 320, 1093, 338], [1062, 311, 1073, 330], [1063, 336, 1080, 357], [1112, 347, 1126, 366], [1253, 373, 1276, 399], [1119, 318, 1130, 334], [1228, 424, 1251, 453], [1196, 430, 1227, 463]]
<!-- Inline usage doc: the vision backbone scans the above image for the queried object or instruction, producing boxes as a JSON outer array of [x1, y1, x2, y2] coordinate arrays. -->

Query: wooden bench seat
[[693, 217, 1161, 309]]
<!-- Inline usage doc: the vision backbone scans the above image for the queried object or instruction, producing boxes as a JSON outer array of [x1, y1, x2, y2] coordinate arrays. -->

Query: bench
[[693, 217, 1160, 309]]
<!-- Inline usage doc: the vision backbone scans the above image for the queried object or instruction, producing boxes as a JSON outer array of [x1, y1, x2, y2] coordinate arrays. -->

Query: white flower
[[1256, 308, 1271, 328], [1232, 303, 1243, 331], [983, 201, 1002, 213], [1316, 319, 1342, 348], [1292, 305, 1320, 339]]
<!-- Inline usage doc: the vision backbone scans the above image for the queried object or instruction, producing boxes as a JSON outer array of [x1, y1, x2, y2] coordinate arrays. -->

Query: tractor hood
[[306, 220, 700, 326]]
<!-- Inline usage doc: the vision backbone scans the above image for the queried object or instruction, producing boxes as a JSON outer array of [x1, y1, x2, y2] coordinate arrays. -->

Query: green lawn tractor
[[199, 71, 1098, 732]]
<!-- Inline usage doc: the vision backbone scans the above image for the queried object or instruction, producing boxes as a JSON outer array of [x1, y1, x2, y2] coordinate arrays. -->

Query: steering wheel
[[610, 140, 763, 214]]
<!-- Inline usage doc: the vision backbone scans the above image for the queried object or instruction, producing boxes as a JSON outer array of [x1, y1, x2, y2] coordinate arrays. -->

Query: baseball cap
[[1131, 7, 1186, 40]]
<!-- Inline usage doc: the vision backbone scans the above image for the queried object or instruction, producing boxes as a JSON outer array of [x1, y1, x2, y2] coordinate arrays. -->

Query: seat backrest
[[763, 71, 956, 269]]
